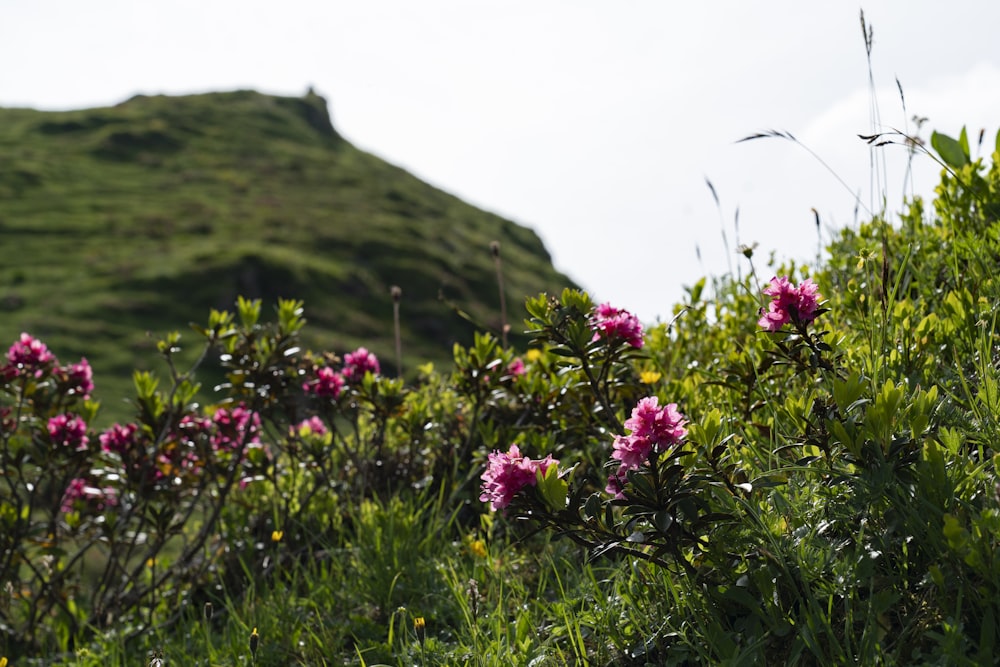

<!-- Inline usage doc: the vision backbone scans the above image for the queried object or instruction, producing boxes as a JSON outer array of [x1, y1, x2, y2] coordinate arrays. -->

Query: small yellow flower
[[413, 617, 426, 645], [271, 530, 284, 543], [639, 370, 662, 384], [1, 656, 8, 667], [525, 348, 543, 362], [468, 539, 487, 559]]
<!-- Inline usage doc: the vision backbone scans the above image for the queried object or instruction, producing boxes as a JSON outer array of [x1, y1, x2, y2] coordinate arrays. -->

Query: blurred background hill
[[0, 90, 578, 422]]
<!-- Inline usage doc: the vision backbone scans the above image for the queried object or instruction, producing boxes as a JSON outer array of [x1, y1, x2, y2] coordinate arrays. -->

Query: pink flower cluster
[[303, 366, 345, 397], [758, 276, 822, 332], [342, 347, 380, 381], [480, 444, 559, 511], [303, 347, 381, 397], [48, 413, 89, 451], [60, 477, 119, 514], [590, 303, 644, 349], [61, 358, 94, 399], [210, 404, 262, 453], [7, 332, 55, 369], [4, 333, 95, 398], [606, 396, 687, 498], [100, 422, 139, 456]]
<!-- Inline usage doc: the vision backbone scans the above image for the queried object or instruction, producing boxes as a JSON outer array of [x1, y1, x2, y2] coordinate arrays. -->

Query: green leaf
[[536, 465, 568, 511], [236, 295, 262, 328], [654, 510, 674, 533], [832, 370, 866, 413], [942, 514, 968, 551], [931, 130, 970, 169]]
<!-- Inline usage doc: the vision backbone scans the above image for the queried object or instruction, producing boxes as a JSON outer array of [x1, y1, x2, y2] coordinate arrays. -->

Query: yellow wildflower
[[468, 539, 487, 559], [640, 370, 662, 384]]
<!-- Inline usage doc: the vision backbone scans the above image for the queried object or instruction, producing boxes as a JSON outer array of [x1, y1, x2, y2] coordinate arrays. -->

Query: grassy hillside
[[0, 90, 577, 420]]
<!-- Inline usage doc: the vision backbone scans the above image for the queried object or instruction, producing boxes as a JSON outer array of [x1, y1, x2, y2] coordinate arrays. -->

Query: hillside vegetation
[[0, 90, 576, 420]]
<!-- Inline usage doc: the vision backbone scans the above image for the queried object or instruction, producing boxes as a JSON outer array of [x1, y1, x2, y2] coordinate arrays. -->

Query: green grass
[[0, 90, 577, 424]]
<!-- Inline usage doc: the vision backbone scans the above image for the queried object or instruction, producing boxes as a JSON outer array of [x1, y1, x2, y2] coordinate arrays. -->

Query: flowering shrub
[[0, 298, 421, 655]]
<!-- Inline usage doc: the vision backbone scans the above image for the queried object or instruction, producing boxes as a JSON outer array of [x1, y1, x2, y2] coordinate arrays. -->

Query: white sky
[[2, 1, 999, 322]]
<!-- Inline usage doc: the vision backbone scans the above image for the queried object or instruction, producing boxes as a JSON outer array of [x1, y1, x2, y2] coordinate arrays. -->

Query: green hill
[[0, 89, 578, 421]]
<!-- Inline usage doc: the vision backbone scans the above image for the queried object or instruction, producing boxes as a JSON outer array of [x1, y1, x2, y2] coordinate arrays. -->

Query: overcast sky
[[2, 1, 999, 322]]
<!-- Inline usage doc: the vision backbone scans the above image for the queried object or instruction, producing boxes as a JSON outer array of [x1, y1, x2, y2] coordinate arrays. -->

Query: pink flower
[[60, 477, 118, 513], [622, 396, 688, 451], [48, 413, 89, 451], [342, 347, 380, 381], [62, 357, 94, 399], [611, 434, 653, 470], [303, 366, 345, 397], [178, 414, 213, 444], [6, 332, 56, 376], [480, 444, 559, 511], [795, 279, 821, 321], [607, 396, 687, 497], [100, 422, 138, 455], [506, 357, 526, 377], [758, 276, 822, 331], [605, 471, 626, 499], [590, 303, 644, 349], [60, 478, 87, 513], [211, 404, 262, 452]]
